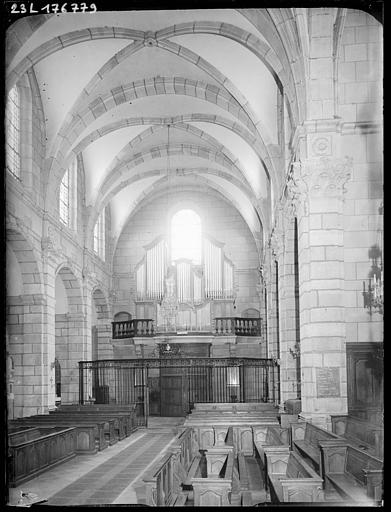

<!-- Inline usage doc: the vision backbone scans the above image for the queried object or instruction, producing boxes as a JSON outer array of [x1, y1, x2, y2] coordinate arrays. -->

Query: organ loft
[[4, 3, 383, 507]]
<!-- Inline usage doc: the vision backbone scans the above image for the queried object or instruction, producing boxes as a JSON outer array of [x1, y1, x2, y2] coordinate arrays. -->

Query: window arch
[[59, 158, 77, 228], [94, 208, 106, 260], [6, 86, 20, 179], [171, 209, 202, 264]]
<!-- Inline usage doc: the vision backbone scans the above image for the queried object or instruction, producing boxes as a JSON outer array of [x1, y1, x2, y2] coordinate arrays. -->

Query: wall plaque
[[316, 367, 340, 397]]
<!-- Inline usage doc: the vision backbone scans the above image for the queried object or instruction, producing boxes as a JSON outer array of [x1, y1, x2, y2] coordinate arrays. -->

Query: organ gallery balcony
[[111, 316, 262, 340]]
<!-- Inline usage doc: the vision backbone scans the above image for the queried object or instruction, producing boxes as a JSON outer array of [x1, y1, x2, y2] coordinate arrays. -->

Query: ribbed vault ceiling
[[7, 8, 304, 255]]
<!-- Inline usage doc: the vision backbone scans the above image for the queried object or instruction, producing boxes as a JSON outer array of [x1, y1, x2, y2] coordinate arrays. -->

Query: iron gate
[[79, 357, 280, 415]]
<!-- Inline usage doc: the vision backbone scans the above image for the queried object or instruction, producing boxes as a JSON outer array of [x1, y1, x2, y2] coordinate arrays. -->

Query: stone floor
[[7, 417, 184, 507]]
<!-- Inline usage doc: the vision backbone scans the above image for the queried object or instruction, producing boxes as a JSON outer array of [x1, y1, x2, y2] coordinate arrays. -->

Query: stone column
[[289, 156, 352, 428], [42, 250, 57, 412], [264, 249, 278, 361], [275, 204, 301, 404]]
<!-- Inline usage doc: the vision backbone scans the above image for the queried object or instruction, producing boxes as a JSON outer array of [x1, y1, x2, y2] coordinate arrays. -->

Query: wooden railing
[[215, 317, 262, 336], [112, 319, 154, 339]]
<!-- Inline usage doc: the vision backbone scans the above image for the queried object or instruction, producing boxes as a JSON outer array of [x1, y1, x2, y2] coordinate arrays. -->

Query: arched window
[[59, 158, 77, 228], [94, 208, 106, 260], [171, 209, 202, 264], [6, 86, 20, 179]]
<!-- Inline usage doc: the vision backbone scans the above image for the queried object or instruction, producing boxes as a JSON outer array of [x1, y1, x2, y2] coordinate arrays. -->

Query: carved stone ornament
[[287, 156, 353, 214], [144, 32, 157, 47], [41, 225, 62, 260], [269, 228, 284, 259], [304, 156, 353, 197], [310, 135, 332, 157], [287, 162, 309, 216]]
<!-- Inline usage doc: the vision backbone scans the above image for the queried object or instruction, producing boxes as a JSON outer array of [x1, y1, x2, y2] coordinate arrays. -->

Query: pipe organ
[[135, 235, 235, 331], [136, 237, 167, 302]]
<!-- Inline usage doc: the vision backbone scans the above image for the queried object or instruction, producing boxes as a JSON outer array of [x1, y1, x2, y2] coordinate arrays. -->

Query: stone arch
[[55, 265, 85, 404], [6, 227, 43, 295], [242, 308, 261, 318], [114, 311, 132, 322], [46, 76, 257, 201], [87, 144, 265, 246], [92, 288, 110, 321], [6, 227, 45, 417], [94, 171, 264, 260], [68, 114, 272, 178], [6, 14, 51, 66], [56, 265, 83, 315], [95, 123, 256, 198], [111, 179, 264, 269]]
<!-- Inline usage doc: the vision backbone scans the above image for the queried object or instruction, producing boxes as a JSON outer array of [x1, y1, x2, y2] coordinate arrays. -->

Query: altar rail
[[215, 317, 262, 336], [112, 319, 154, 339]]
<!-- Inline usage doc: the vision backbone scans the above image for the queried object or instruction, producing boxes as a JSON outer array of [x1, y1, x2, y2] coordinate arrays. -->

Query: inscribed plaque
[[316, 367, 340, 397]]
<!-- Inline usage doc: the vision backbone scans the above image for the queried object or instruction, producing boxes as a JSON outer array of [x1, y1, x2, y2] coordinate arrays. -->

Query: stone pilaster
[[289, 156, 352, 428], [276, 200, 301, 404], [42, 250, 57, 411]]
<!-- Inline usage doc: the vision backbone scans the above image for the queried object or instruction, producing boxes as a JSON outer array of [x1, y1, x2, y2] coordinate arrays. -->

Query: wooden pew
[[266, 450, 324, 503], [14, 415, 118, 446], [192, 402, 277, 413], [319, 441, 383, 503], [144, 427, 198, 506], [9, 417, 108, 451], [9, 427, 45, 446], [50, 410, 131, 440], [192, 450, 234, 506], [253, 425, 290, 488], [330, 415, 383, 459], [8, 427, 77, 486], [189, 422, 279, 456], [290, 421, 342, 474]]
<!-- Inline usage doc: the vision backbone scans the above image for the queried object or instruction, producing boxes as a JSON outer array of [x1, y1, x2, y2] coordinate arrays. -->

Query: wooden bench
[[10, 418, 108, 452], [183, 455, 201, 486], [9, 427, 46, 446], [319, 441, 383, 503], [20, 414, 118, 444], [50, 410, 131, 440], [330, 415, 383, 459], [8, 426, 77, 486], [238, 452, 249, 491], [192, 451, 234, 506], [253, 425, 290, 489], [43, 413, 119, 445], [291, 421, 341, 474], [192, 402, 277, 413], [266, 450, 324, 503]]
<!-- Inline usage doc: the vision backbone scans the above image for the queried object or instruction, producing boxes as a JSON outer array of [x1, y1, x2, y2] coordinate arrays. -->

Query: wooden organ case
[[134, 235, 236, 333]]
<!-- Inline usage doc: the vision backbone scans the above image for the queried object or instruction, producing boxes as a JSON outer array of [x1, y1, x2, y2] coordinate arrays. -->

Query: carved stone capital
[[269, 227, 284, 260], [287, 162, 309, 216], [287, 156, 353, 215]]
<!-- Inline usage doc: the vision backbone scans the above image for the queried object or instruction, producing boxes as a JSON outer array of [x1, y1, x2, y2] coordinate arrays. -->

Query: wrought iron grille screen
[[79, 358, 280, 413]]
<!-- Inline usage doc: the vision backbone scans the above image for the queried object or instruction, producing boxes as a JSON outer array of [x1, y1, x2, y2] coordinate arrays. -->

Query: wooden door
[[160, 375, 183, 416]]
